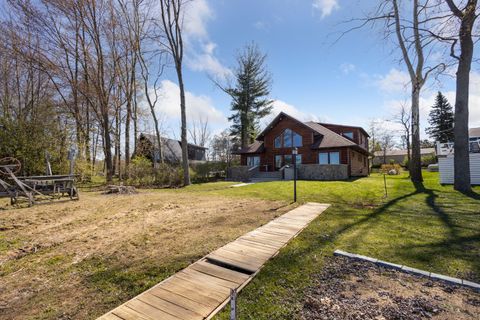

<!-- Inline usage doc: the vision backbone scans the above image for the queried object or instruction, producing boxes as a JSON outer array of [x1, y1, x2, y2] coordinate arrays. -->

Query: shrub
[[421, 154, 437, 167], [380, 163, 402, 175], [74, 159, 92, 183], [190, 161, 228, 183]]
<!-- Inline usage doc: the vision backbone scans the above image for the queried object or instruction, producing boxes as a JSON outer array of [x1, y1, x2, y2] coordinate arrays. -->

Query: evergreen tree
[[426, 92, 454, 142], [219, 44, 273, 148]]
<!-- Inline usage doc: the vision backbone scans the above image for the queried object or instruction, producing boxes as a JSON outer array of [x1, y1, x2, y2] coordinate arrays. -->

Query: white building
[[437, 127, 480, 185]]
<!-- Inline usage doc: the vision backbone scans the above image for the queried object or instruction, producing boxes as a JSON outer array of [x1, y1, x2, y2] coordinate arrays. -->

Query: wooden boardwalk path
[[98, 202, 330, 320]]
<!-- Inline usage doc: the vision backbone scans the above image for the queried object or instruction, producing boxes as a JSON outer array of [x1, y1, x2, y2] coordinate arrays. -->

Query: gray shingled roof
[[140, 133, 206, 162], [305, 121, 358, 149], [235, 141, 265, 154]]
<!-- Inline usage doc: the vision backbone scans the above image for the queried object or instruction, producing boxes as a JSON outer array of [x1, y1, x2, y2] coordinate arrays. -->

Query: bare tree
[[345, 0, 446, 183], [378, 131, 396, 164], [392, 102, 411, 167], [188, 116, 211, 147], [159, 0, 190, 185]]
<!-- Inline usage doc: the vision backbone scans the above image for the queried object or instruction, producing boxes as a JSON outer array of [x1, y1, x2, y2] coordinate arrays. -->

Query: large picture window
[[274, 129, 302, 148], [319, 152, 340, 165]]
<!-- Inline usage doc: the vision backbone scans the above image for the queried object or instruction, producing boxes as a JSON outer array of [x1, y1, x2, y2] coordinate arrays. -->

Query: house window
[[275, 155, 283, 169], [319, 152, 340, 164], [295, 154, 302, 164], [319, 153, 329, 164], [247, 156, 260, 167], [330, 152, 340, 164], [343, 132, 354, 140], [274, 136, 281, 148], [274, 129, 302, 148]]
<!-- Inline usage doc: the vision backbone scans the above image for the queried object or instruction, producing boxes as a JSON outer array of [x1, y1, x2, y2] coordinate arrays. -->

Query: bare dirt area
[[0, 190, 291, 319], [301, 256, 480, 320]]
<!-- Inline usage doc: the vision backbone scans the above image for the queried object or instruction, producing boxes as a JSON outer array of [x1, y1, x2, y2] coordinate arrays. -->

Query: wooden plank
[[149, 287, 212, 317], [126, 299, 180, 320], [156, 280, 222, 308], [138, 293, 203, 320], [207, 253, 259, 273], [164, 275, 228, 301], [190, 261, 250, 284], [223, 241, 276, 256], [211, 247, 267, 267], [97, 313, 124, 320], [235, 237, 280, 250], [180, 268, 239, 290], [112, 306, 152, 320]]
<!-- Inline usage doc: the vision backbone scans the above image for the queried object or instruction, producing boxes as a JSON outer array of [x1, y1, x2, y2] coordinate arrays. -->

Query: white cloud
[[261, 100, 330, 129], [186, 42, 233, 80], [182, 0, 231, 80], [313, 0, 340, 18], [340, 63, 355, 75], [183, 0, 213, 39], [375, 68, 410, 94], [141, 80, 227, 134]]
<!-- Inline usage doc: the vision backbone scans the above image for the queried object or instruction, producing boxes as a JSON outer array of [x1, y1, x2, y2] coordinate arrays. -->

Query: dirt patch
[[0, 190, 291, 319], [301, 256, 480, 320]]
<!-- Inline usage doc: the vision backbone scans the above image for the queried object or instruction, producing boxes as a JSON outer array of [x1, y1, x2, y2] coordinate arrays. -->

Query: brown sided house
[[230, 112, 369, 181]]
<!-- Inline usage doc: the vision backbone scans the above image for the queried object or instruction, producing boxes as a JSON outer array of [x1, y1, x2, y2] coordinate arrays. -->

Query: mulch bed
[[301, 256, 480, 320]]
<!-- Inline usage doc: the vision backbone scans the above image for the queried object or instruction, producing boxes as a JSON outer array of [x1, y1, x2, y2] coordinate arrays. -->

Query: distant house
[[136, 133, 207, 164], [230, 112, 369, 181], [437, 127, 480, 185], [372, 148, 436, 166]]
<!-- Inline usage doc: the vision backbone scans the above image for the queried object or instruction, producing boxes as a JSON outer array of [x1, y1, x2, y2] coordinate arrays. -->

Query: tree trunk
[[453, 5, 475, 193], [102, 112, 114, 183], [177, 66, 190, 186], [125, 100, 131, 179], [410, 85, 423, 182]]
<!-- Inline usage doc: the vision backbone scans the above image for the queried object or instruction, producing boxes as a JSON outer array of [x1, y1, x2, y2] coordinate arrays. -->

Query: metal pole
[[230, 288, 237, 320], [292, 147, 298, 203], [383, 174, 388, 198], [294, 159, 297, 202]]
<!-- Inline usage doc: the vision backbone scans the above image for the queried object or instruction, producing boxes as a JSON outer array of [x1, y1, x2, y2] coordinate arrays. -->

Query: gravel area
[[301, 256, 480, 320]]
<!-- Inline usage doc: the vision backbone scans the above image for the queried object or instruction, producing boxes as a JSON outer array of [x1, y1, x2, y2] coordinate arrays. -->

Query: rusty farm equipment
[[0, 157, 79, 206]]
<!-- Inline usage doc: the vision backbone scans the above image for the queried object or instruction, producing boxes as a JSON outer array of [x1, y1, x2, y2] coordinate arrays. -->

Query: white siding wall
[[438, 153, 480, 185]]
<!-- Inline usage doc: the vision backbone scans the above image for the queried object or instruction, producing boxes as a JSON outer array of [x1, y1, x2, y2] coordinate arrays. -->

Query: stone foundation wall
[[297, 164, 348, 180]]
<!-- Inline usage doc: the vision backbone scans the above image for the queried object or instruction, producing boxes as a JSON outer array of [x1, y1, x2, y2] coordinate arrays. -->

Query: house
[[372, 148, 436, 166], [136, 133, 207, 164], [229, 112, 369, 181], [437, 127, 480, 185]]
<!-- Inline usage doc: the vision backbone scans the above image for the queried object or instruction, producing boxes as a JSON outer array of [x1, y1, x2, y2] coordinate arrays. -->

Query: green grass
[[180, 171, 480, 319]]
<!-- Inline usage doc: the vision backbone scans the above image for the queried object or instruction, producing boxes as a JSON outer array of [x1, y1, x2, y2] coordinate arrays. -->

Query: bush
[[190, 161, 228, 183], [380, 163, 402, 175], [421, 154, 437, 167], [75, 159, 92, 183], [128, 156, 183, 187]]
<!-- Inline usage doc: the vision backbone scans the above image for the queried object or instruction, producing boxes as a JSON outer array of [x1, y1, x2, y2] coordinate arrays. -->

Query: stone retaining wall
[[297, 164, 348, 180]]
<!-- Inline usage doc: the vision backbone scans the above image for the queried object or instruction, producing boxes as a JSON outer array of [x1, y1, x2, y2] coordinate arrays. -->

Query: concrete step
[[250, 178, 282, 182]]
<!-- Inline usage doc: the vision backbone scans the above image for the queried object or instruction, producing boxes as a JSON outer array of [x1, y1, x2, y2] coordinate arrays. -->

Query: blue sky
[[149, 0, 480, 142]]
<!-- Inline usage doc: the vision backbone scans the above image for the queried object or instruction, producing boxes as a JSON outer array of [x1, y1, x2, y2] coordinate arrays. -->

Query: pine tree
[[221, 44, 273, 148], [426, 92, 454, 142]]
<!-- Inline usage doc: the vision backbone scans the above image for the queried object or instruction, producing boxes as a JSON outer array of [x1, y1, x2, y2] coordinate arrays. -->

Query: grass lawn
[[185, 171, 480, 319], [1, 171, 478, 319]]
